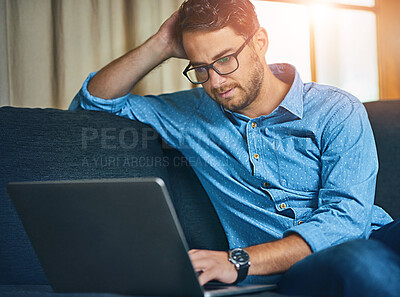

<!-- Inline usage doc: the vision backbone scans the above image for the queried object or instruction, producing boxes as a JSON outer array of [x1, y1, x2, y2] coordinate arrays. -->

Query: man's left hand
[[188, 249, 237, 286]]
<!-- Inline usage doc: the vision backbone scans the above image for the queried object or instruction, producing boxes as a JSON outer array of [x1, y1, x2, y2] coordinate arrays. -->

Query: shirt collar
[[221, 63, 304, 121], [269, 63, 304, 119]]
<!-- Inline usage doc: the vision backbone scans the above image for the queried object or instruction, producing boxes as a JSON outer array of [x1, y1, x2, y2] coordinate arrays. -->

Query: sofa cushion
[[0, 107, 170, 285], [163, 147, 229, 252], [364, 100, 400, 219]]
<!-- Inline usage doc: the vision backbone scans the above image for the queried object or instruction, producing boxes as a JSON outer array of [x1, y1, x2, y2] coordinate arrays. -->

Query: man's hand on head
[[188, 249, 238, 286], [86, 10, 188, 100], [156, 11, 187, 60]]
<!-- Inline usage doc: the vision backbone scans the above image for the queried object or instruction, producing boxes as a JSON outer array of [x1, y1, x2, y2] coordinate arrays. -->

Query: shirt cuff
[[79, 71, 131, 114], [283, 222, 332, 253]]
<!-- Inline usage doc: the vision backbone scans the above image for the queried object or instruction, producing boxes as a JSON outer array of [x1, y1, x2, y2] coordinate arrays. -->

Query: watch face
[[230, 249, 249, 265]]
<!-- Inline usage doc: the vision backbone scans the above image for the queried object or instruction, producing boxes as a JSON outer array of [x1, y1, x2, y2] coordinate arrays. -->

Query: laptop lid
[[8, 178, 205, 297], [7, 178, 276, 297]]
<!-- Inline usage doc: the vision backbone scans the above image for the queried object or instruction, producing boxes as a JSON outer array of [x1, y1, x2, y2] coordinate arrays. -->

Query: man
[[70, 0, 400, 296]]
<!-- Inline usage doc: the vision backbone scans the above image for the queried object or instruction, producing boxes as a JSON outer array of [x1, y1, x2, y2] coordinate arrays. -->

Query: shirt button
[[253, 153, 259, 159], [280, 203, 287, 210], [263, 182, 270, 188], [251, 122, 257, 128]]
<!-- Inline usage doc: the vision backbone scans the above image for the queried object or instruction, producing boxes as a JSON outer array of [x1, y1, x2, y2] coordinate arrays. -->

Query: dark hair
[[176, 0, 260, 41]]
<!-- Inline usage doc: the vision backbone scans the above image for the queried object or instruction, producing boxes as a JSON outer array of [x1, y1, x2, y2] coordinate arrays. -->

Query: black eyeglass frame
[[183, 31, 257, 85]]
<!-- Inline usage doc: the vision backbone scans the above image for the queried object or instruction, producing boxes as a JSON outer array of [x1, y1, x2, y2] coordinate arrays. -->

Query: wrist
[[151, 31, 176, 61]]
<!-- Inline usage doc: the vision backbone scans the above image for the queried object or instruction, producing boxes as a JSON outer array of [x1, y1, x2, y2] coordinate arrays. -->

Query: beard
[[207, 53, 264, 113]]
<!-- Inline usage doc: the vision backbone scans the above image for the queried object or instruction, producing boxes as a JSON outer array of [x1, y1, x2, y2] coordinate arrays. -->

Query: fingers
[[188, 249, 238, 286]]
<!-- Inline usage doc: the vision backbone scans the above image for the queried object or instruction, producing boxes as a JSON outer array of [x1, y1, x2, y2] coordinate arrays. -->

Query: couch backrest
[[0, 107, 227, 285], [364, 100, 400, 219], [0, 107, 166, 284]]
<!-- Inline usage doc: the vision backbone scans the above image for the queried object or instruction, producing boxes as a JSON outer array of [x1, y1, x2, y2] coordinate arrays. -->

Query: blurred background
[[0, 0, 399, 109]]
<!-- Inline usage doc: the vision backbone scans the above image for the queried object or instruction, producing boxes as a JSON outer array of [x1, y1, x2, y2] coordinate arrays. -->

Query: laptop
[[7, 178, 276, 297]]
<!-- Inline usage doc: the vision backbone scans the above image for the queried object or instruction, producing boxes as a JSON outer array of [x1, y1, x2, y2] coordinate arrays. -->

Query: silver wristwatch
[[228, 248, 250, 284]]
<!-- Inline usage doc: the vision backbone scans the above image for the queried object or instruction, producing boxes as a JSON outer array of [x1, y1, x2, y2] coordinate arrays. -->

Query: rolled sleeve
[[69, 72, 130, 114], [284, 100, 378, 253]]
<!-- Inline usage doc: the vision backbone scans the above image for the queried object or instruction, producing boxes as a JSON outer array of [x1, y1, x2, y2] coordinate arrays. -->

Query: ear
[[253, 27, 269, 56]]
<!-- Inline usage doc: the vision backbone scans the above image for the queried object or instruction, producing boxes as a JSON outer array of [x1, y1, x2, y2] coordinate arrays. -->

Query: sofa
[[0, 100, 399, 297]]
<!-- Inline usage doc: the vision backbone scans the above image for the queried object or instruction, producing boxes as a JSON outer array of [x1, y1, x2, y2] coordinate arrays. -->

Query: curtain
[[0, 0, 191, 109]]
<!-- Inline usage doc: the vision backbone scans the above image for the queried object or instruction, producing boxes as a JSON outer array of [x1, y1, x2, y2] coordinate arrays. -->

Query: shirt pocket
[[274, 136, 321, 192]]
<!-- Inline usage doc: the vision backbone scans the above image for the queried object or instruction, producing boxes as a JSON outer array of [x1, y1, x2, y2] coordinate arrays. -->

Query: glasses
[[183, 32, 256, 84]]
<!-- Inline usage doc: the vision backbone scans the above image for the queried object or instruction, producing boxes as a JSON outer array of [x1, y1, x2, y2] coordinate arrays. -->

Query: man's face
[[182, 27, 265, 114]]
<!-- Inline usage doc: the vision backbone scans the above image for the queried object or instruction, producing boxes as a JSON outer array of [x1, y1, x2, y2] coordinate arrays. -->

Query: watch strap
[[234, 263, 249, 284]]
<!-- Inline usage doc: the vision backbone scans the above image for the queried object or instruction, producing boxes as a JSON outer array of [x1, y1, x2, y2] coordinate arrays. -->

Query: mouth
[[218, 87, 235, 99]]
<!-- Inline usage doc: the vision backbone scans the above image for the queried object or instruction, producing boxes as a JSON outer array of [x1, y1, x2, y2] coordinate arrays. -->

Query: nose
[[208, 68, 226, 89]]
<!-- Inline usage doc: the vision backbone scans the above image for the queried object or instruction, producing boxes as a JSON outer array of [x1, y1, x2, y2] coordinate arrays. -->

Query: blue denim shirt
[[70, 63, 392, 254]]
